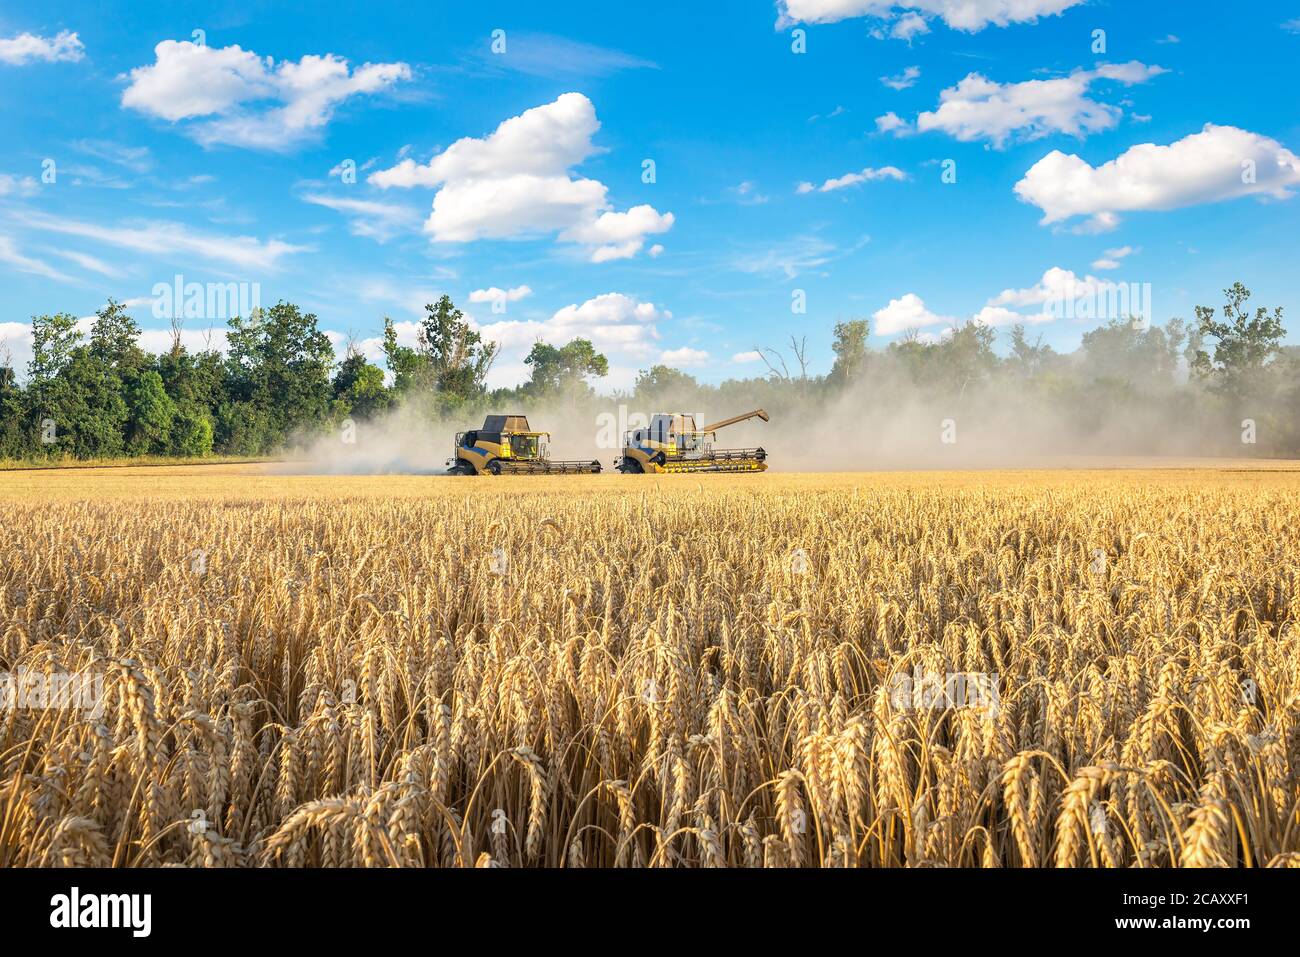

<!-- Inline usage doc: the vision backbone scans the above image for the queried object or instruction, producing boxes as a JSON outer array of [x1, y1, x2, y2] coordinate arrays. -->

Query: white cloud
[[74, 140, 153, 173], [987, 266, 1105, 308], [368, 93, 673, 261], [475, 292, 669, 384], [1015, 123, 1300, 230], [560, 205, 675, 262], [875, 111, 911, 134], [777, 1, 1085, 32], [797, 165, 906, 193], [21, 210, 308, 271], [913, 62, 1165, 147], [121, 40, 410, 150], [889, 13, 931, 40], [0, 173, 38, 196], [0, 235, 76, 283], [971, 304, 1052, 327], [469, 285, 533, 307], [881, 65, 921, 89], [1091, 245, 1135, 270], [0, 29, 84, 65], [51, 248, 121, 277], [1283, 18, 1300, 34], [300, 192, 421, 242], [659, 346, 710, 367], [731, 350, 762, 363], [648, 243, 665, 257], [731, 234, 869, 279], [872, 292, 955, 335]]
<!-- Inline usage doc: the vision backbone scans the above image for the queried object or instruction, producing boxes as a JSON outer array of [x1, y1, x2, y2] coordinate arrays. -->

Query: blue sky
[[2, 1, 1298, 391]]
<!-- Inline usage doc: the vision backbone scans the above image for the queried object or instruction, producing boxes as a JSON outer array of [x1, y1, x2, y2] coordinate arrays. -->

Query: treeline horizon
[[1, 281, 1295, 462]]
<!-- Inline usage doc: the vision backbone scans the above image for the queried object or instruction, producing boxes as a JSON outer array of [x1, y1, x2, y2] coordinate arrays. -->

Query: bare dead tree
[[755, 345, 790, 381], [755, 335, 809, 382], [169, 315, 184, 357], [789, 335, 809, 380]]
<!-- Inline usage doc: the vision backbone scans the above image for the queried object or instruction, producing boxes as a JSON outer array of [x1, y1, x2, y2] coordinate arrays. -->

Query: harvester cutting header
[[447, 408, 769, 476]]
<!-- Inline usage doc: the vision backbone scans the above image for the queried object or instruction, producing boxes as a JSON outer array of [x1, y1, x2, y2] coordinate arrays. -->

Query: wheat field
[[2, 465, 1299, 868]]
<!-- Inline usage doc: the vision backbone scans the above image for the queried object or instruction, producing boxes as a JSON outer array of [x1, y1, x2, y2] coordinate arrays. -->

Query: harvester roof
[[482, 414, 531, 433]]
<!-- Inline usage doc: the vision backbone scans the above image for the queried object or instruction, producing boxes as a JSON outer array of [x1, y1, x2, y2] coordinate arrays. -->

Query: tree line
[[1, 281, 1293, 460]]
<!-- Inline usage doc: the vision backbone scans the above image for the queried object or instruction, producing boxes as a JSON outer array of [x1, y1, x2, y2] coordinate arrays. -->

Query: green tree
[[382, 316, 431, 395], [332, 348, 392, 419], [126, 369, 176, 454], [933, 322, 998, 396], [0, 362, 27, 458], [828, 318, 870, 386], [632, 364, 698, 400], [55, 348, 129, 457], [1079, 319, 1181, 388], [25, 312, 82, 452], [1006, 324, 1056, 379], [413, 295, 498, 405], [523, 338, 608, 398], [1193, 282, 1285, 397], [222, 302, 335, 450], [89, 298, 147, 382], [170, 403, 214, 456]]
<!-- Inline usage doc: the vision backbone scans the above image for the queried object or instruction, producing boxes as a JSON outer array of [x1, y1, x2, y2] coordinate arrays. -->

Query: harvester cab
[[615, 409, 769, 473], [447, 415, 601, 475]]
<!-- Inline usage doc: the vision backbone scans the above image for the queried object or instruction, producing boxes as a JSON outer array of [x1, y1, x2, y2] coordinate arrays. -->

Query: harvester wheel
[[448, 461, 474, 476], [617, 459, 644, 474], [487, 461, 503, 475]]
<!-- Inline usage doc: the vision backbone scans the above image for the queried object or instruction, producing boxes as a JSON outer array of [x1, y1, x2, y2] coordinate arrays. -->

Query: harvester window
[[508, 434, 539, 459]]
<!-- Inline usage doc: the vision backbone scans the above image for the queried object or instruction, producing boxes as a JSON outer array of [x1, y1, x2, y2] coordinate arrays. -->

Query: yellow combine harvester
[[447, 415, 602, 475], [615, 409, 769, 474]]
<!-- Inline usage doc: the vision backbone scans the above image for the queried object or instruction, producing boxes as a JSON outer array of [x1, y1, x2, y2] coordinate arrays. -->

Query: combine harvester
[[446, 415, 601, 475], [615, 409, 769, 474]]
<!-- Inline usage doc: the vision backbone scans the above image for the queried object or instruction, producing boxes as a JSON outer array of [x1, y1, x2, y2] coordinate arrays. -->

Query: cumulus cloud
[[912, 62, 1165, 147], [796, 165, 906, 193], [469, 285, 533, 308], [987, 266, 1106, 308], [777, 0, 1085, 32], [659, 346, 710, 367], [874, 266, 1100, 336], [875, 111, 911, 134], [121, 40, 410, 150], [970, 304, 1052, 327], [0, 172, 39, 196], [880, 65, 921, 89], [368, 93, 673, 261], [1015, 123, 1300, 230], [1091, 245, 1135, 270], [887, 13, 931, 40], [0, 29, 84, 65], [732, 350, 763, 363], [476, 292, 667, 359], [872, 292, 955, 335]]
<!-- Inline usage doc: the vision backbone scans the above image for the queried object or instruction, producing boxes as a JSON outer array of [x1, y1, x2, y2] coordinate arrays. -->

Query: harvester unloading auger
[[447, 415, 602, 475], [615, 409, 769, 473]]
